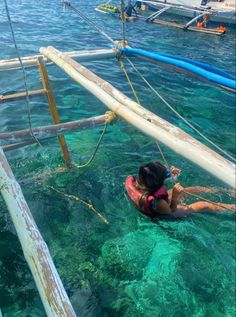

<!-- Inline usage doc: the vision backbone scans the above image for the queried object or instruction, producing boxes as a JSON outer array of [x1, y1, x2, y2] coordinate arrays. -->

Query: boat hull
[[138, 1, 236, 26]]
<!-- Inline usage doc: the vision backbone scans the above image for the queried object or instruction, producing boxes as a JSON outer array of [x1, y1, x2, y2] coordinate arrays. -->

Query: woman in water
[[125, 161, 235, 218]]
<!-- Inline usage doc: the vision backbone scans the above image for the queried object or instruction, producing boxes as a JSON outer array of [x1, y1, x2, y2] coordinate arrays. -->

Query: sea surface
[[0, 1, 235, 316]]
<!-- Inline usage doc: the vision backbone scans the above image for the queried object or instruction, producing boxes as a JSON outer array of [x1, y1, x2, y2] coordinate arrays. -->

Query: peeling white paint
[[0, 147, 77, 317]]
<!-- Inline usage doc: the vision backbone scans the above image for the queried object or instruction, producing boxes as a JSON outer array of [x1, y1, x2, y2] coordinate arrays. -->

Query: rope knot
[[105, 111, 118, 125], [116, 40, 128, 48]]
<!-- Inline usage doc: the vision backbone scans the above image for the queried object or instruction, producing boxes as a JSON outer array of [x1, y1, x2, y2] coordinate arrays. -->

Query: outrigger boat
[[96, 1, 233, 35], [144, 3, 227, 35], [138, 0, 236, 27]]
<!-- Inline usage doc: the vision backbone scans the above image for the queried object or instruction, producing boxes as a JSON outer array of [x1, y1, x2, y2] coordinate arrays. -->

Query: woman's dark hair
[[138, 161, 167, 193]]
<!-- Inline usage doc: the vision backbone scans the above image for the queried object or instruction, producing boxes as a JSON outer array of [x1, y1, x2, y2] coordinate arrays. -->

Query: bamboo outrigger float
[[0, 48, 116, 71], [0, 45, 235, 316], [0, 146, 76, 317]]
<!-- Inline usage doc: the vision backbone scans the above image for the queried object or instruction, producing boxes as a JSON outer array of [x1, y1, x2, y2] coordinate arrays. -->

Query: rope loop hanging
[[73, 111, 117, 169]]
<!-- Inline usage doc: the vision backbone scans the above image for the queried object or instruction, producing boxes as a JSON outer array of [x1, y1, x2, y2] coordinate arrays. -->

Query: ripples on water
[[0, 0, 235, 316]]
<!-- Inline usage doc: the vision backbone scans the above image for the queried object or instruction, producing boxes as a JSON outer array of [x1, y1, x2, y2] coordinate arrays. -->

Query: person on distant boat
[[125, 161, 235, 219], [125, 0, 138, 17], [202, 14, 210, 27]]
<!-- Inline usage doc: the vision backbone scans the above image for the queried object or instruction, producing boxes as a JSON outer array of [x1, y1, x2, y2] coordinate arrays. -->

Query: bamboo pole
[[3, 139, 41, 151], [0, 115, 106, 145], [61, 52, 233, 168], [0, 147, 76, 317], [0, 89, 47, 103], [40, 46, 235, 188], [0, 49, 116, 72], [37, 57, 71, 168]]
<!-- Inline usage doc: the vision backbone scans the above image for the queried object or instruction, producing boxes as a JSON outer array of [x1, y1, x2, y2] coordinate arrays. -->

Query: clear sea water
[[0, 1, 235, 316]]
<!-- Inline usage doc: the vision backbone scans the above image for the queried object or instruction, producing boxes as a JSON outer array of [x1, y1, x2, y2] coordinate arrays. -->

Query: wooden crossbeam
[[0, 89, 47, 103], [0, 49, 116, 72], [0, 115, 106, 145]]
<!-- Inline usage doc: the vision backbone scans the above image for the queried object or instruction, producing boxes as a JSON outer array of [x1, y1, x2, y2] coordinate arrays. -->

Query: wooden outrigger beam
[[184, 12, 210, 28], [40, 46, 235, 188], [0, 114, 107, 145], [0, 48, 116, 72], [0, 89, 47, 103], [151, 18, 225, 35], [146, 6, 171, 22], [0, 146, 76, 317], [3, 139, 42, 152]]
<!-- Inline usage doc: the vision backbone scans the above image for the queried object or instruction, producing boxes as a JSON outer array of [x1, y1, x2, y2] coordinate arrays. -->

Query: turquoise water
[[0, 0, 235, 316]]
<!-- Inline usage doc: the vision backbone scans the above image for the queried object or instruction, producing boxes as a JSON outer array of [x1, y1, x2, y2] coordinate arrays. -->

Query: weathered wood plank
[[0, 89, 46, 103], [0, 49, 116, 71], [0, 115, 106, 145]]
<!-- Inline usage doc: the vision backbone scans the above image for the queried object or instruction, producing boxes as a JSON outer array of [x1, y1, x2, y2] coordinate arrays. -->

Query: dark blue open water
[[0, 1, 235, 316]]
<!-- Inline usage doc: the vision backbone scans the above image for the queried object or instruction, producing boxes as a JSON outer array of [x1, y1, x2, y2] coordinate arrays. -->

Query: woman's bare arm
[[156, 199, 172, 214]]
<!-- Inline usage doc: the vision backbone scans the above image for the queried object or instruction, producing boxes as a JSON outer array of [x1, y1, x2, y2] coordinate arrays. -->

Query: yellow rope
[[45, 185, 109, 224], [119, 60, 141, 105], [156, 141, 171, 170], [20, 167, 68, 185], [73, 124, 107, 169], [73, 111, 117, 169], [182, 189, 235, 212], [105, 110, 118, 125]]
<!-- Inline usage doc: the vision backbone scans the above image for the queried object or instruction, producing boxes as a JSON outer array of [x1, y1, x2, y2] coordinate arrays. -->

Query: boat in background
[[95, 1, 228, 35], [95, 3, 121, 15], [137, 0, 236, 26]]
